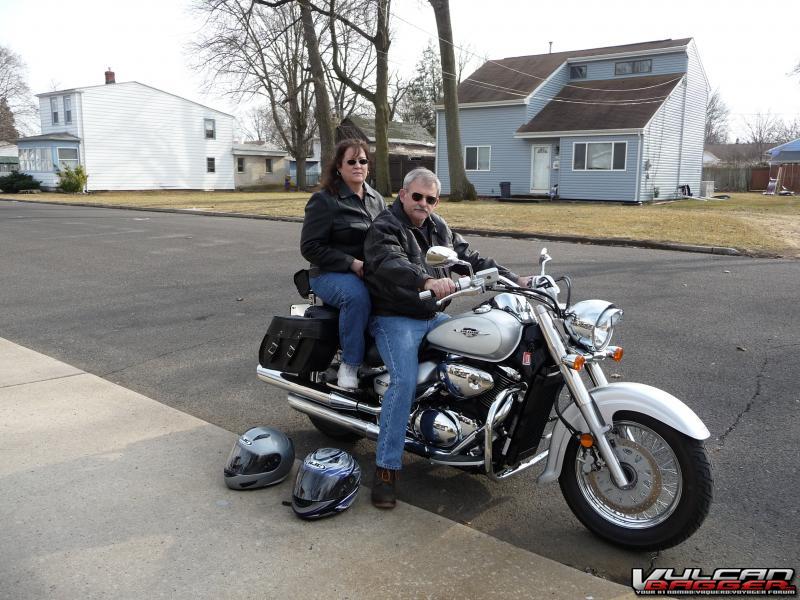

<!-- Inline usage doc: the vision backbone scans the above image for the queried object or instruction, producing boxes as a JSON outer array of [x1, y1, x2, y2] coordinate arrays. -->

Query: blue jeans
[[369, 313, 450, 470], [309, 272, 371, 367]]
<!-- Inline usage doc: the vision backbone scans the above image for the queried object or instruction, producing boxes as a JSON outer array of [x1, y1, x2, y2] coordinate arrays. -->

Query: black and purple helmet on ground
[[291, 448, 361, 519]]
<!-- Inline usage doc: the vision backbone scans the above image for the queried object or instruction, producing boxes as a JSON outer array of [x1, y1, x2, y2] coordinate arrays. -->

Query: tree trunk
[[372, 0, 391, 196], [299, 0, 335, 169], [429, 0, 476, 200]]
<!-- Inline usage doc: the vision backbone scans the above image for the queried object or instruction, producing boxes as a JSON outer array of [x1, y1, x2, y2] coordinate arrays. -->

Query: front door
[[530, 144, 551, 193]]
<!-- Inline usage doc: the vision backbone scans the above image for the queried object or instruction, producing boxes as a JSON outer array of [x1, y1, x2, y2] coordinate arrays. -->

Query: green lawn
[[4, 190, 798, 257]]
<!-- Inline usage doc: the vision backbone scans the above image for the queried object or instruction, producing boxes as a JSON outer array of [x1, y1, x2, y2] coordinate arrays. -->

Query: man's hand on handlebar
[[423, 277, 457, 300], [516, 275, 533, 288]]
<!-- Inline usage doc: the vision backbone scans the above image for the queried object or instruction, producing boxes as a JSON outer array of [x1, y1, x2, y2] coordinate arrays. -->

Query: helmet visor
[[225, 444, 280, 476], [293, 466, 358, 502]]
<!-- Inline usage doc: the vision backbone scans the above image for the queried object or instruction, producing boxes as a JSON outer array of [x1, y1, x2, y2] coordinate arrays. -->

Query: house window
[[207, 157, 216, 173], [569, 65, 587, 79], [614, 59, 652, 76], [57, 147, 79, 170], [20, 148, 52, 172], [51, 97, 59, 124], [572, 142, 627, 171], [237, 157, 245, 173], [204, 119, 216, 139], [465, 145, 491, 171], [265, 158, 273, 173], [63, 96, 72, 124]]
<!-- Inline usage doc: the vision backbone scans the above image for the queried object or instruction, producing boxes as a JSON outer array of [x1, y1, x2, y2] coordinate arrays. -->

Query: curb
[[1, 197, 751, 257]]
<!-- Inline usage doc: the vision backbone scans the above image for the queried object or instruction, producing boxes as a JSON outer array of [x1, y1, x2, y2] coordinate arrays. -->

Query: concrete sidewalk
[[0, 338, 635, 599]]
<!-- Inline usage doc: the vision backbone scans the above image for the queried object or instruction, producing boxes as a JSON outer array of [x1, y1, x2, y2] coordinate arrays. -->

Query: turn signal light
[[562, 354, 585, 371], [608, 346, 624, 362], [579, 433, 594, 448]]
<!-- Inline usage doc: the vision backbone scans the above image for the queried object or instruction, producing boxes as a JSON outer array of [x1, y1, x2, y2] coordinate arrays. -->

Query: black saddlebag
[[259, 314, 338, 374]]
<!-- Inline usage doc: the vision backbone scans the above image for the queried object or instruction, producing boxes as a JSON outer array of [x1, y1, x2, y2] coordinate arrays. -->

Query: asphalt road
[[2, 200, 798, 585]]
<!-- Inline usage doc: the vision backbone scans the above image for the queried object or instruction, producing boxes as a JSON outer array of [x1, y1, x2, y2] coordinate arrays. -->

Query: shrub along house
[[17, 70, 235, 191], [435, 38, 708, 202]]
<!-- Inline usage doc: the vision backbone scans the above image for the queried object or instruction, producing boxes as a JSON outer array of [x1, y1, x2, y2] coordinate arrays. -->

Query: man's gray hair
[[402, 167, 441, 196]]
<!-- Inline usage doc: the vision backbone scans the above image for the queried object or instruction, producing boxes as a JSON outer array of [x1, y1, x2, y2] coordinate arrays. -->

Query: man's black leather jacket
[[364, 199, 518, 319], [300, 181, 385, 277]]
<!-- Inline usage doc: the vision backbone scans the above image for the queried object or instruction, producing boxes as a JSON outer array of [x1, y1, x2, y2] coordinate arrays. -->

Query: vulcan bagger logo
[[631, 568, 797, 595]]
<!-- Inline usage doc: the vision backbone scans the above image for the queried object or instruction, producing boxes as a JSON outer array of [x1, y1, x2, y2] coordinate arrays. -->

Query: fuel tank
[[426, 308, 523, 362]]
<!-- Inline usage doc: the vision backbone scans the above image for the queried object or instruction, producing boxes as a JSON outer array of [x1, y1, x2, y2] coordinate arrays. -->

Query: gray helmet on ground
[[291, 448, 361, 519], [224, 427, 294, 490]]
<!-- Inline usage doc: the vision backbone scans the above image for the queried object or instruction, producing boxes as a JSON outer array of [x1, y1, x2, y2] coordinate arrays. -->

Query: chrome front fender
[[537, 382, 710, 484]]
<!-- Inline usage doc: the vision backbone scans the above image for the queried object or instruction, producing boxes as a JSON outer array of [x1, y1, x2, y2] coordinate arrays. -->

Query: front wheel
[[559, 411, 712, 551]]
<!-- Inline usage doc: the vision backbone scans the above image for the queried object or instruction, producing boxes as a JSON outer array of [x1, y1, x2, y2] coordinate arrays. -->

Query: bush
[[57, 164, 88, 193], [0, 172, 41, 193]]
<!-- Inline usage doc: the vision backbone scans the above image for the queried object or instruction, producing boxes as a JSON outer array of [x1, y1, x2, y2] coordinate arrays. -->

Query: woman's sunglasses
[[410, 192, 438, 205], [345, 158, 369, 166]]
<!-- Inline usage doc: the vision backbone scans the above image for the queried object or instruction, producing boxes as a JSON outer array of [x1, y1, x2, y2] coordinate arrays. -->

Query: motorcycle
[[257, 247, 713, 550]]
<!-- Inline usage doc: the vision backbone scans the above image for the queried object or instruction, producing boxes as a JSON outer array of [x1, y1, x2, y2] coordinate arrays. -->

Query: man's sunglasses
[[410, 192, 438, 205], [345, 158, 369, 166]]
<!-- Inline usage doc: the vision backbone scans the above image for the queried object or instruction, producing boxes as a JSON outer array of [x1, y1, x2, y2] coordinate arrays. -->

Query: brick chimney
[[105, 68, 115, 84]]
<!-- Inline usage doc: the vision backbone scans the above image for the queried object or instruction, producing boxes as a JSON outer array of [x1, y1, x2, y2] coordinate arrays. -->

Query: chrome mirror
[[425, 246, 459, 267], [539, 248, 552, 276]]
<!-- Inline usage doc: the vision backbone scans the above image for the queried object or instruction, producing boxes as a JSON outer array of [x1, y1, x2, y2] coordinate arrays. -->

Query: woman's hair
[[320, 139, 371, 195]]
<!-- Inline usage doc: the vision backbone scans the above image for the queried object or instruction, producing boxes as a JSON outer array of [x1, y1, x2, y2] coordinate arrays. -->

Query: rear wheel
[[308, 416, 364, 442], [559, 411, 712, 551]]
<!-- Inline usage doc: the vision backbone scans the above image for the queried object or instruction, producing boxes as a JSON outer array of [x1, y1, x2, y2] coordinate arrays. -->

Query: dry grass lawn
[[6, 190, 799, 257]]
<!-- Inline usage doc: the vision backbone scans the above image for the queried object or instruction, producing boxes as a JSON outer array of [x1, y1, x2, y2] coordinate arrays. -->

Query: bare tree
[[742, 112, 780, 161], [254, 0, 336, 168], [774, 117, 800, 143], [0, 45, 37, 137], [704, 88, 729, 144], [427, 0, 476, 200], [318, 5, 376, 122], [323, 0, 393, 196], [191, 0, 316, 186]]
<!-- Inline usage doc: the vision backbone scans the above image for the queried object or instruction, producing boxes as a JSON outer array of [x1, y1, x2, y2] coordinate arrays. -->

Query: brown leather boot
[[371, 467, 398, 509]]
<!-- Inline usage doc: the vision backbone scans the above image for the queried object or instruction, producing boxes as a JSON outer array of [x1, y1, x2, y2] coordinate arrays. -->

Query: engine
[[409, 362, 523, 449], [411, 407, 479, 449]]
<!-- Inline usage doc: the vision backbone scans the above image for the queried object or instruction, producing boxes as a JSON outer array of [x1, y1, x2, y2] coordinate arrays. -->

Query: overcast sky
[[2, 0, 798, 140]]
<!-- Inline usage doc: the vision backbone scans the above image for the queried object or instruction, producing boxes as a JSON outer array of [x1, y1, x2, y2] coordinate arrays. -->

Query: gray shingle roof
[[344, 115, 434, 145], [16, 132, 81, 143], [516, 74, 683, 134], [458, 38, 692, 104]]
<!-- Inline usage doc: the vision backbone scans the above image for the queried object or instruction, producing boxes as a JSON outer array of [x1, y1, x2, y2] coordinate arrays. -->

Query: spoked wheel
[[559, 411, 713, 551], [308, 416, 364, 443]]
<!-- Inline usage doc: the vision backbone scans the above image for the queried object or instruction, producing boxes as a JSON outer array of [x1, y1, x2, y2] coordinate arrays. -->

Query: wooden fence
[[702, 166, 771, 192]]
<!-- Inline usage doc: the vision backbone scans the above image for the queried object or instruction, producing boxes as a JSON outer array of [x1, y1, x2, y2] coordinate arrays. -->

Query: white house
[[233, 142, 288, 189], [17, 70, 235, 191]]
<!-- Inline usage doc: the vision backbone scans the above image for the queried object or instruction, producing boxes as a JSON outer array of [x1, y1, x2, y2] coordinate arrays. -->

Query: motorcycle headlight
[[564, 300, 623, 352]]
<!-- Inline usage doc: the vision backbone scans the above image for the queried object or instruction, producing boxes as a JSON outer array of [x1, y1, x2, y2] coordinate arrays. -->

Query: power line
[[388, 5, 687, 94]]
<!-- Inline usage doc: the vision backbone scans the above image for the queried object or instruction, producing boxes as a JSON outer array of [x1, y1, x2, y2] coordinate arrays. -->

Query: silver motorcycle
[[257, 247, 713, 550]]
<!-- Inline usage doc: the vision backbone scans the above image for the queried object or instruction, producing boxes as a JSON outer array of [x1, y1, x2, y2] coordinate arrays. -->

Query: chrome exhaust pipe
[[257, 366, 380, 416], [288, 394, 380, 440]]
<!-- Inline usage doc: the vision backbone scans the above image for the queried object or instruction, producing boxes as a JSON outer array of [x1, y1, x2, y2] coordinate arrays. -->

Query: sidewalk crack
[[0, 372, 84, 390], [714, 356, 768, 449]]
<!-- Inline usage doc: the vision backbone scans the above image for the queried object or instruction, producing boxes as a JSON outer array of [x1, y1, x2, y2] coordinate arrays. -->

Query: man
[[363, 168, 531, 508]]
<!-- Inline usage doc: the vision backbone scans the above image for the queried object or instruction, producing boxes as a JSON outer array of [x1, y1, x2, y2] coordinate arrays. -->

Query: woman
[[300, 139, 386, 389]]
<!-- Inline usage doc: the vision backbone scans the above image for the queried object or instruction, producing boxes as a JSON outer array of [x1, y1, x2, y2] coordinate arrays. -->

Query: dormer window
[[204, 118, 216, 139], [615, 59, 652, 76], [569, 65, 587, 79], [51, 97, 59, 124]]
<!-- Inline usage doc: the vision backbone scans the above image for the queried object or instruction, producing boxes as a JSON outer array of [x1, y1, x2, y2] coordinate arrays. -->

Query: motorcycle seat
[[304, 304, 383, 368]]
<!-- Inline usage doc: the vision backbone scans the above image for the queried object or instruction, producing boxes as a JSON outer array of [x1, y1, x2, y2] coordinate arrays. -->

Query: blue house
[[435, 38, 708, 202]]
